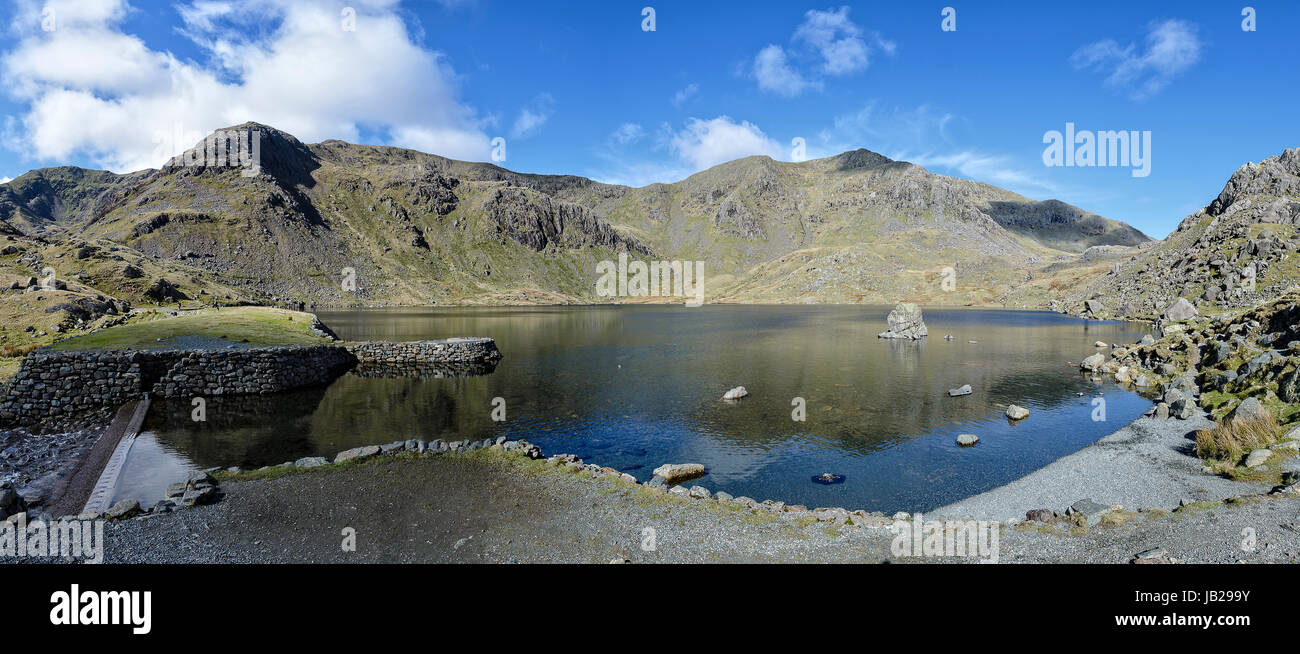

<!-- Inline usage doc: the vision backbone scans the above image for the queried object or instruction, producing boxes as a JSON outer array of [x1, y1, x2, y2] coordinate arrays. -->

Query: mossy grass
[[1195, 412, 1278, 461], [47, 306, 331, 351]]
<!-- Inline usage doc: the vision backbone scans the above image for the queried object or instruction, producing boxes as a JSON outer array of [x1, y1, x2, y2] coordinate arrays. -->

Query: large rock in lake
[[878, 303, 928, 340]]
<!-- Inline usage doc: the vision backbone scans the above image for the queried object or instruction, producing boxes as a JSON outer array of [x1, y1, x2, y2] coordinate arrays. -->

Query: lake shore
[[930, 410, 1277, 522], [12, 446, 1294, 565]]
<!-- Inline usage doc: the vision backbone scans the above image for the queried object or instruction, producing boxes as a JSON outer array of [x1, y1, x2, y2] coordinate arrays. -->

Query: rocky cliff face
[[1066, 148, 1300, 321]]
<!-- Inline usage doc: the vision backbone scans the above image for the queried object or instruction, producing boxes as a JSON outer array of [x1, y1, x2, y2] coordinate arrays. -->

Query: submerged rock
[[947, 384, 972, 397], [878, 302, 928, 339], [721, 386, 748, 401], [812, 473, 845, 485]]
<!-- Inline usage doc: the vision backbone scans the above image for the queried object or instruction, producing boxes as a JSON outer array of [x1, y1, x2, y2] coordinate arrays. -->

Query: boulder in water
[[878, 303, 928, 339], [721, 386, 748, 401], [1006, 404, 1030, 420]]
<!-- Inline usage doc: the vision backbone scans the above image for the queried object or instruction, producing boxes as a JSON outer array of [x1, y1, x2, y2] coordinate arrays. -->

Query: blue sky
[[0, 0, 1297, 239]]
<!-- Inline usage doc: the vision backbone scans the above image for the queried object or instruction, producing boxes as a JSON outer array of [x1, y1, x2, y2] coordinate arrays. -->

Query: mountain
[[1065, 147, 1300, 320], [0, 122, 1149, 317]]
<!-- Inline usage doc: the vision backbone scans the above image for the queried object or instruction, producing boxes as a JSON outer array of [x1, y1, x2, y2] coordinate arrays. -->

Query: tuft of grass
[[1098, 509, 1139, 528], [1, 343, 39, 358], [1195, 412, 1278, 462]]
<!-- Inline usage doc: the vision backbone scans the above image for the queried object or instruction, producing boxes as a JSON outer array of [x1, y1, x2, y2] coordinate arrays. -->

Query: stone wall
[[0, 346, 355, 427], [0, 338, 503, 427], [345, 338, 502, 377], [0, 338, 504, 429]]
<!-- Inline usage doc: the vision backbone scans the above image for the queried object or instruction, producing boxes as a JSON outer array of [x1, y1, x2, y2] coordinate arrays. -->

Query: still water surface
[[119, 305, 1151, 512]]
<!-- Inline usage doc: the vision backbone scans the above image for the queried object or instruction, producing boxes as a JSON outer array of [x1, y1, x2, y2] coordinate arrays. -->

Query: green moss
[[48, 306, 331, 351], [741, 511, 779, 526], [1098, 509, 1139, 528]]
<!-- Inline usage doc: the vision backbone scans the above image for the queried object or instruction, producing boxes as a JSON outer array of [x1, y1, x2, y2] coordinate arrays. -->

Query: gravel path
[[930, 411, 1275, 522], [13, 448, 1291, 565]]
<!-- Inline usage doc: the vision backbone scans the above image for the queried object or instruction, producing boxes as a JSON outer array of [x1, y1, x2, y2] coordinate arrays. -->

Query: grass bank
[[47, 306, 332, 352]]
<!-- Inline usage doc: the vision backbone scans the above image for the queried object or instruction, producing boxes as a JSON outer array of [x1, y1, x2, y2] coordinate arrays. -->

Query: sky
[[0, 0, 1297, 239]]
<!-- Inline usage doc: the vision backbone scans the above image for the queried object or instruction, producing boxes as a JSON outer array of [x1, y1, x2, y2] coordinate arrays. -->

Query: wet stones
[[1005, 405, 1030, 420], [947, 384, 972, 397], [104, 499, 141, 520]]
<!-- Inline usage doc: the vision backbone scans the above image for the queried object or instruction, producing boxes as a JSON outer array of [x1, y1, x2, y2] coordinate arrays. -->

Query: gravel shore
[[930, 411, 1275, 522], [6, 446, 1293, 565]]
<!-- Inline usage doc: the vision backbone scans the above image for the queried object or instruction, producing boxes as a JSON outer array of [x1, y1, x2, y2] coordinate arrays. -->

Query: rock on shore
[[652, 463, 706, 484]]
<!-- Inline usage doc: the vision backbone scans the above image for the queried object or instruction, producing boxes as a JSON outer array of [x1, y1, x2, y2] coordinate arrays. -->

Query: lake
[[118, 305, 1152, 513]]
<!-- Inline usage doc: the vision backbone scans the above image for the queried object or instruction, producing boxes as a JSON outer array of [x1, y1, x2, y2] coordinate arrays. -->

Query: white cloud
[[753, 45, 818, 98], [816, 102, 1060, 196], [1, 0, 493, 172], [669, 116, 785, 171], [590, 116, 786, 187], [671, 83, 698, 106], [0, 176, 11, 183], [1071, 19, 1202, 100], [609, 123, 645, 145], [510, 93, 554, 139], [751, 7, 892, 97]]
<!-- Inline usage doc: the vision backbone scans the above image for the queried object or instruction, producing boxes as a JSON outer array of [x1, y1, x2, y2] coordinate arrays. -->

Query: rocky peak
[[162, 122, 320, 189]]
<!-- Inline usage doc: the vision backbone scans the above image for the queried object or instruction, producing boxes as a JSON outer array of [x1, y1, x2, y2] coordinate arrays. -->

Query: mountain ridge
[[0, 122, 1151, 317]]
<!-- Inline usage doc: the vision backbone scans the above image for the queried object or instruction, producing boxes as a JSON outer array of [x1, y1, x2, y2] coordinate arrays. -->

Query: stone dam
[[0, 338, 502, 426]]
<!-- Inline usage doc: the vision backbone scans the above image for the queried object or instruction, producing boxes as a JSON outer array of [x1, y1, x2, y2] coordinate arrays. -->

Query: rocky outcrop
[[878, 303, 928, 339], [1066, 147, 1300, 320]]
